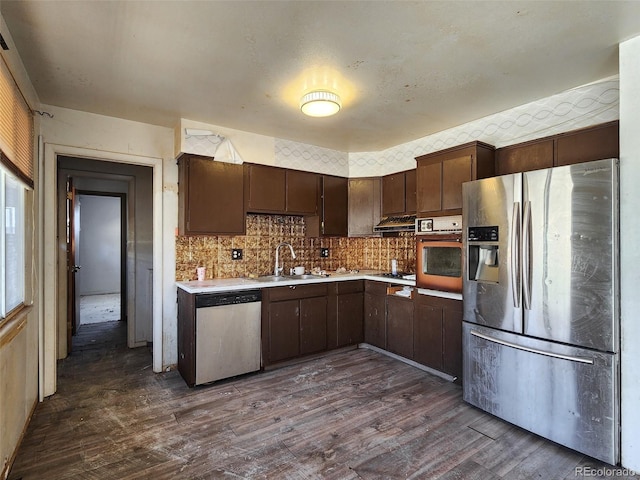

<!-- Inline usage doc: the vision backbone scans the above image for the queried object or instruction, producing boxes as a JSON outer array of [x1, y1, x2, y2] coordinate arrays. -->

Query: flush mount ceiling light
[[300, 90, 341, 117]]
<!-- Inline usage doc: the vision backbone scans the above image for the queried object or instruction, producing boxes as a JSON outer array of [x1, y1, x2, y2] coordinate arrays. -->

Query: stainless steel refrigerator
[[462, 158, 619, 465]]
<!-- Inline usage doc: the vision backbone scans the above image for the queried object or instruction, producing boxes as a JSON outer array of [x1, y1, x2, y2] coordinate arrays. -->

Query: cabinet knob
[[290, 285, 296, 290]]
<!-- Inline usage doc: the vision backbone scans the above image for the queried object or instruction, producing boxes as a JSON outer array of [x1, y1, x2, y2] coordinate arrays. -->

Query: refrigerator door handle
[[522, 200, 532, 310], [511, 202, 521, 308], [470, 330, 594, 364]]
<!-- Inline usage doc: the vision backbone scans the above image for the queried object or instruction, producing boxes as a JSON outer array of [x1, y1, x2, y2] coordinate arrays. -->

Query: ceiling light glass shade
[[300, 91, 341, 117]]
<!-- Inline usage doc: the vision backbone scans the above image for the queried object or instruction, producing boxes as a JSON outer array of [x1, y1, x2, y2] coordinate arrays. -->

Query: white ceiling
[[2, 1, 640, 152]]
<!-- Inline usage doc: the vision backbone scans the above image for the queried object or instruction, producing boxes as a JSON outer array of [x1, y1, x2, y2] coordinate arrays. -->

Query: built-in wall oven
[[415, 215, 463, 292]]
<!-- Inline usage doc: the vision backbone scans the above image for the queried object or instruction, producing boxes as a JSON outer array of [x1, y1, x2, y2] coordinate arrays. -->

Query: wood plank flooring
[[8, 321, 638, 480]]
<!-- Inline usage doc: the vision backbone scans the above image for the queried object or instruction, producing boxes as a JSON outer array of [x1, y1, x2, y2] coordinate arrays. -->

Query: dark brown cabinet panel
[[178, 154, 245, 235], [382, 172, 406, 215], [300, 296, 328, 355], [416, 162, 441, 214], [416, 141, 495, 217], [556, 121, 619, 166], [177, 288, 196, 387], [262, 283, 328, 366], [386, 295, 414, 359], [441, 155, 472, 211], [382, 169, 416, 216], [405, 169, 417, 214], [245, 164, 286, 213], [414, 302, 444, 371], [442, 301, 463, 379], [495, 121, 619, 175], [308, 175, 348, 237], [268, 299, 300, 363], [496, 139, 554, 175], [334, 281, 364, 348], [286, 169, 318, 214], [348, 177, 381, 236], [364, 281, 387, 349], [414, 294, 463, 380], [323, 175, 348, 236]]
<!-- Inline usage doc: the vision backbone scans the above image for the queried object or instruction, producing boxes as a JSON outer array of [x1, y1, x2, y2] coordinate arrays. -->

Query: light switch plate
[[320, 248, 329, 258], [232, 249, 243, 260]]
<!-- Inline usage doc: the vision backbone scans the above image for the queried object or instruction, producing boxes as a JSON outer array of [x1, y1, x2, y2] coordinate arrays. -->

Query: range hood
[[374, 214, 416, 233]]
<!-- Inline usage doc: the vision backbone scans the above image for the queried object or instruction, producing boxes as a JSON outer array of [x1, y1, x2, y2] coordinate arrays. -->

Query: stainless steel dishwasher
[[194, 289, 262, 385]]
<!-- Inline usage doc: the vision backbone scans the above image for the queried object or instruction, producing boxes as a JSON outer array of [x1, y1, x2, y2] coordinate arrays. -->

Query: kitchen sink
[[250, 274, 319, 282]]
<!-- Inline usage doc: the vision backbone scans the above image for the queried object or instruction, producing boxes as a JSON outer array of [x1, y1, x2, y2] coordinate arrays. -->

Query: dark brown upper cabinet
[[416, 141, 495, 217], [244, 164, 286, 213], [496, 121, 619, 175], [178, 154, 245, 235], [244, 164, 319, 215], [495, 138, 554, 175], [348, 177, 382, 237], [306, 175, 348, 237], [382, 169, 416, 216], [286, 169, 318, 215]]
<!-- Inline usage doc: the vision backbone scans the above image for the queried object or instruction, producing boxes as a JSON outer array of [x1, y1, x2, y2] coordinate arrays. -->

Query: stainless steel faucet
[[274, 242, 296, 276]]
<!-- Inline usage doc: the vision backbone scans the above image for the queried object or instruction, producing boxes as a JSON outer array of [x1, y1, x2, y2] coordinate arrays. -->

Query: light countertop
[[176, 271, 462, 301]]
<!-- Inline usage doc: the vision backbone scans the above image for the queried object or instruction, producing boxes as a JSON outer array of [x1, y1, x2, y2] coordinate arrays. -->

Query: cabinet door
[[322, 175, 348, 236], [348, 178, 381, 236], [556, 121, 619, 167], [496, 139, 554, 175], [442, 301, 463, 379], [364, 291, 386, 349], [180, 156, 245, 235], [386, 295, 414, 359], [382, 172, 406, 215], [414, 302, 443, 371], [441, 155, 472, 212], [246, 164, 286, 213], [268, 299, 300, 363], [337, 291, 364, 347], [286, 170, 318, 214], [300, 296, 328, 355], [416, 161, 442, 214], [404, 169, 417, 214]]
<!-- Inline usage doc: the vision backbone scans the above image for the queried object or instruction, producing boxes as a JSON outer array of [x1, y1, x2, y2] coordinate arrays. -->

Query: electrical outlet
[[232, 248, 243, 260], [320, 248, 329, 258]]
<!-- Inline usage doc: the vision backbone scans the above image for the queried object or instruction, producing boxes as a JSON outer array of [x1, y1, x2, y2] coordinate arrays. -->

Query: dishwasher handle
[[196, 289, 262, 308]]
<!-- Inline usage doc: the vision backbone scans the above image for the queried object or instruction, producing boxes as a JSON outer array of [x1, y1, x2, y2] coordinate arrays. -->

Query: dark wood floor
[[9, 321, 636, 480]]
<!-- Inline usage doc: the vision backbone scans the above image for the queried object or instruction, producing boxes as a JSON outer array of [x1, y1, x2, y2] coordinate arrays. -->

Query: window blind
[[0, 54, 34, 188]]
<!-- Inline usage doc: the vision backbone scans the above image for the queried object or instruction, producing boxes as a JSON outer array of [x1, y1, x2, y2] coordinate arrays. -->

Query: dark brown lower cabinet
[[414, 294, 463, 380], [364, 281, 387, 349], [386, 295, 414, 359], [300, 296, 328, 355], [332, 280, 364, 348], [262, 284, 328, 366]]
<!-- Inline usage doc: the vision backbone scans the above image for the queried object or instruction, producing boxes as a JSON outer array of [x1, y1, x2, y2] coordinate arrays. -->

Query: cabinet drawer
[[365, 280, 388, 296], [336, 280, 364, 295], [267, 283, 328, 301]]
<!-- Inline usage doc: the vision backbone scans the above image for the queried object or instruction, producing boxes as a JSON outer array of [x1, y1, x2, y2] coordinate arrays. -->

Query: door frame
[[42, 143, 164, 398], [73, 190, 127, 331]]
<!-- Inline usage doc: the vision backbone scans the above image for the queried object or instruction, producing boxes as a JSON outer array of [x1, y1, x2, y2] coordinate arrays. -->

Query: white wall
[[619, 35, 640, 471], [77, 195, 121, 296]]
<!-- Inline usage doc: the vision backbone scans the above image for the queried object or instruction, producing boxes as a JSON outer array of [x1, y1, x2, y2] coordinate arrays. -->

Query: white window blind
[[0, 54, 34, 187]]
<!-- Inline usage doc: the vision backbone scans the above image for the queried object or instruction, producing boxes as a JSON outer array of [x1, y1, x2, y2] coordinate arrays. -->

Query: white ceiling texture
[[2, 1, 640, 152]]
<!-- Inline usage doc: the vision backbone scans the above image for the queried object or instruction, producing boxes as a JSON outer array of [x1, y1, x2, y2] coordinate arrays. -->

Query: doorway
[[75, 193, 126, 330]]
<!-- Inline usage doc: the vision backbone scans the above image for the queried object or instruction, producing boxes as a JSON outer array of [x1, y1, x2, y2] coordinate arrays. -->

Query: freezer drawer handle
[[470, 330, 594, 364]]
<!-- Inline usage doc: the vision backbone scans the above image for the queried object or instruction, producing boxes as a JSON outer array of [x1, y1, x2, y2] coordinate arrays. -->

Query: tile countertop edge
[[176, 272, 462, 301]]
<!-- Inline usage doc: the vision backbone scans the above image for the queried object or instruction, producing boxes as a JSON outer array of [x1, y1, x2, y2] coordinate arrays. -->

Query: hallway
[[8, 327, 636, 479]]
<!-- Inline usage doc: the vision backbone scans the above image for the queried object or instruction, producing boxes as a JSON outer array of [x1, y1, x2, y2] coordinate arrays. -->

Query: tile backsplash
[[176, 214, 415, 281]]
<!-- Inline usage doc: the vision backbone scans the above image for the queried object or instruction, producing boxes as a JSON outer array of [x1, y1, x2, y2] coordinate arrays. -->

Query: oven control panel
[[415, 215, 462, 234]]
